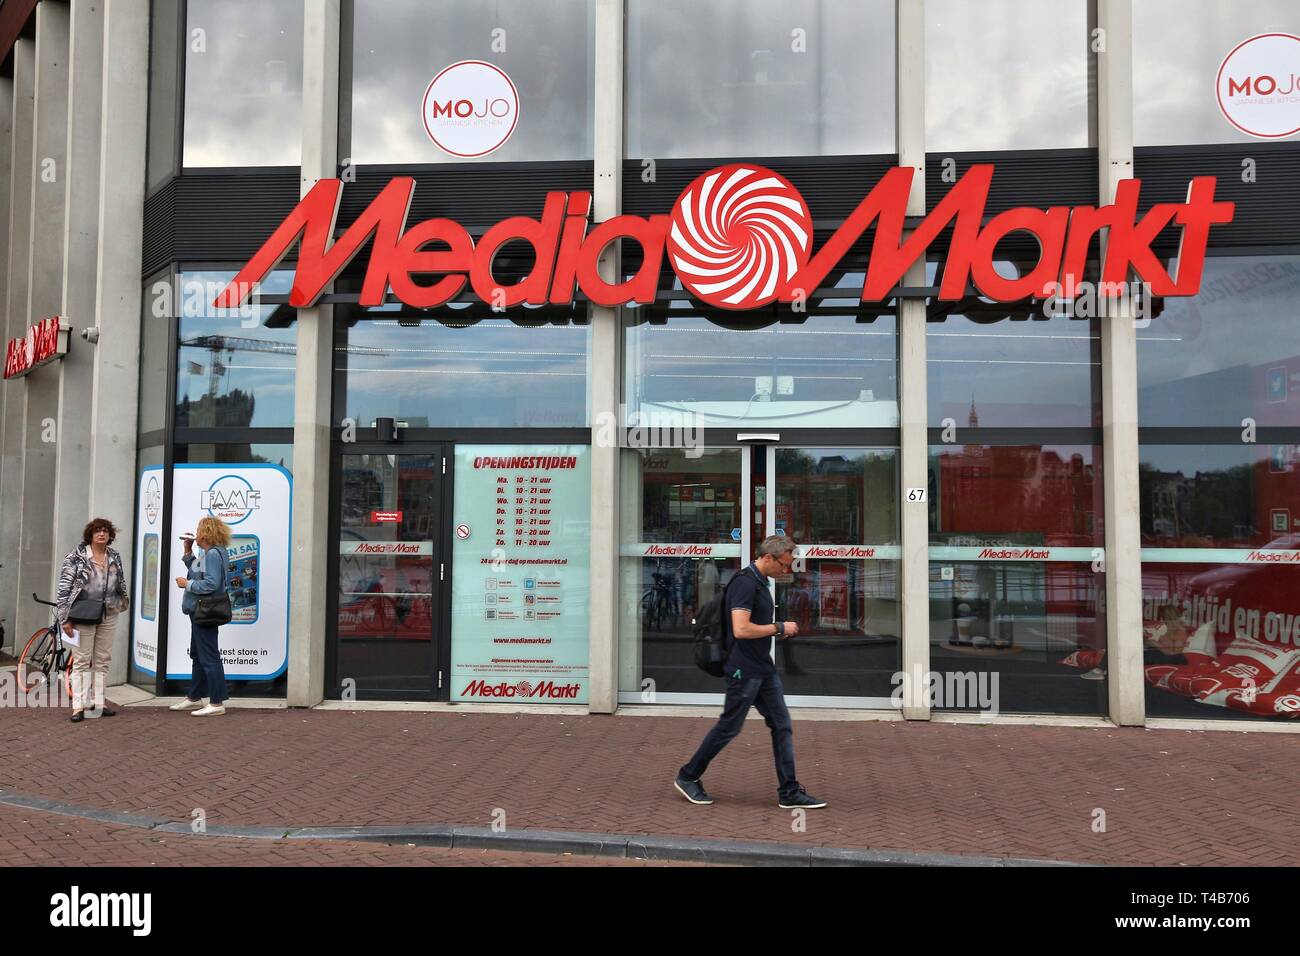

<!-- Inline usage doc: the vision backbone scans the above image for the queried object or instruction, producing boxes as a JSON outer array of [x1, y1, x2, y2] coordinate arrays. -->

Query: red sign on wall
[[370, 510, 403, 523], [215, 164, 1234, 314], [4, 316, 66, 380]]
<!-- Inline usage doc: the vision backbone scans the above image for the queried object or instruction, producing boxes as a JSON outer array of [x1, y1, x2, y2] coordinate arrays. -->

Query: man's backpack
[[691, 570, 748, 677]]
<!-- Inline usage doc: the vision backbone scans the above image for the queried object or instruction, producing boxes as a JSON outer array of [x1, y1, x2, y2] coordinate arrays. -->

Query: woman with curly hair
[[170, 516, 232, 717], [56, 518, 130, 722]]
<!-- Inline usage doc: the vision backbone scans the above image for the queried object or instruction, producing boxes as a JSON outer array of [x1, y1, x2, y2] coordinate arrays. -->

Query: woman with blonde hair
[[170, 516, 232, 716]]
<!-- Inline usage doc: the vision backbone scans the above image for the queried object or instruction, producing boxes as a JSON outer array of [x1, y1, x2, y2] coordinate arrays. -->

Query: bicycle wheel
[[17, 627, 55, 692]]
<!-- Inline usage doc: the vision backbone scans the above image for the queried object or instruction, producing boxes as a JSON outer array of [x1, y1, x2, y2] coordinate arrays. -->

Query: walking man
[[675, 535, 827, 809]]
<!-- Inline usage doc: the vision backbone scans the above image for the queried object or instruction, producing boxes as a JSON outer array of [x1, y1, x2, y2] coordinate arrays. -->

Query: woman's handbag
[[67, 560, 106, 624], [67, 594, 105, 625], [192, 591, 232, 627], [191, 548, 232, 627]]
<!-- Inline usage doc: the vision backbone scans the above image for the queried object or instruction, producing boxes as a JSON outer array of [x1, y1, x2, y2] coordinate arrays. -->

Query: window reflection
[[627, 0, 894, 158], [1135, 0, 1300, 145], [347, 0, 593, 164], [926, 0, 1091, 151], [182, 0, 303, 167], [928, 444, 1105, 715], [336, 307, 589, 428], [625, 298, 898, 428], [1138, 256, 1300, 427], [175, 271, 297, 429]]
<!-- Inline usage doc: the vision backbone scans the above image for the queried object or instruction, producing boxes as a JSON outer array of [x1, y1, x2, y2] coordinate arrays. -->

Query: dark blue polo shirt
[[724, 563, 775, 678]]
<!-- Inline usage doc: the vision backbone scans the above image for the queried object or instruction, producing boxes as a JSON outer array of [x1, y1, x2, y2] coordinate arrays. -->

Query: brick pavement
[[0, 702, 1295, 865], [0, 803, 695, 866]]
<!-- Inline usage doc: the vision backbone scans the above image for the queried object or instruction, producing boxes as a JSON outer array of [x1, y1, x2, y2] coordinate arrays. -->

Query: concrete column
[[587, 0, 624, 714], [1096, 0, 1144, 726], [896, 0, 929, 719], [52, 0, 105, 620], [14, 2, 71, 644], [0, 40, 35, 648], [286, 0, 340, 707], [0, 79, 13, 539], [88, 0, 148, 683]]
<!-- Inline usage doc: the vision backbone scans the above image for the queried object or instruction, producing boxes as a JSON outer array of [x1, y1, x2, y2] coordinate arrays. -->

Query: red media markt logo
[[667, 165, 814, 310]]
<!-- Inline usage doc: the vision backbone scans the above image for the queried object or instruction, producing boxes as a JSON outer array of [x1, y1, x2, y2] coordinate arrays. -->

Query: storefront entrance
[[620, 443, 901, 706], [329, 446, 454, 700]]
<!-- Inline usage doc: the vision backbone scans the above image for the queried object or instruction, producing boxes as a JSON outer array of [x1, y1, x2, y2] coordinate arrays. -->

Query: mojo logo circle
[[422, 60, 520, 158], [1216, 33, 1300, 139], [666, 164, 813, 310], [200, 474, 261, 526]]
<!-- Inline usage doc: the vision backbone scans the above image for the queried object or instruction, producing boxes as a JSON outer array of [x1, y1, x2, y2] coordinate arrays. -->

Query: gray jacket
[[56, 544, 129, 626]]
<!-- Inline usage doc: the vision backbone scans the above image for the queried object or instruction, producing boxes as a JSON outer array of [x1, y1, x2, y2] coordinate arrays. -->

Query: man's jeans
[[680, 671, 799, 800]]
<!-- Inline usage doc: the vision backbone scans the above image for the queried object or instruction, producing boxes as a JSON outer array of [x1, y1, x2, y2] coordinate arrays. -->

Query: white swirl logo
[[666, 164, 813, 310]]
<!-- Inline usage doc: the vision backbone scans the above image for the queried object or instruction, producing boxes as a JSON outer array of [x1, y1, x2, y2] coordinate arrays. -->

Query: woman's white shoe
[[191, 703, 226, 716], [168, 698, 206, 711]]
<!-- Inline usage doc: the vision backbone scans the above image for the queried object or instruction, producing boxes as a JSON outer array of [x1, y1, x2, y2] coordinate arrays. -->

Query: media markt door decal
[[452, 446, 590, 702], [166, 464, 292, 680]]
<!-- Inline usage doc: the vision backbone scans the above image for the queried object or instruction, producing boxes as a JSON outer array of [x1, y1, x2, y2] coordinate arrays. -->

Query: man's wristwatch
[[774, 621, 785, 638]]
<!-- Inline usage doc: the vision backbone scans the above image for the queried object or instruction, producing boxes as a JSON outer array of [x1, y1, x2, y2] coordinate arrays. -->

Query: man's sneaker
[[674, 776, 714, 805], [169, 698, 205, 711], [779, 788, 828, 809], [191, 703, 226, 717]]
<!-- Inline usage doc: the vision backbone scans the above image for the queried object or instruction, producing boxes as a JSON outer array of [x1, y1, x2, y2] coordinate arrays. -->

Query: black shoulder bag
[[67, 558, 106, 625], [192, 548, 233, 627]]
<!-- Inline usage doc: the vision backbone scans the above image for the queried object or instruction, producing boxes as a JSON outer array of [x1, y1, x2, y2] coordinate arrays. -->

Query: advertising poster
[[818, 562, 850, 631], [166, 464, 292, 680], [132, 466, 164, 673], [451, 445, 589, 702]]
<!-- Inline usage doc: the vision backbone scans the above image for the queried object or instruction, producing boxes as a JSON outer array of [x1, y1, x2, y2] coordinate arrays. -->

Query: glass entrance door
[[333, 449, 448, 699], [620, 443, 900, 705]]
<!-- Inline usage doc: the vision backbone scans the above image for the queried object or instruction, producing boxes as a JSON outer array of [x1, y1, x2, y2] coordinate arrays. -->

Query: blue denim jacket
[[181, 546, 228, 616]]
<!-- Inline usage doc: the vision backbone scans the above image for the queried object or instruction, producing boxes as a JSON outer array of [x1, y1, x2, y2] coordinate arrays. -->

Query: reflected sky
[[1134, 0, 1300, 145], [926, 0, 1091, 151], [627, 0, 894, 158], [348, 0, 593, 164], [183, 0, 304, 167]]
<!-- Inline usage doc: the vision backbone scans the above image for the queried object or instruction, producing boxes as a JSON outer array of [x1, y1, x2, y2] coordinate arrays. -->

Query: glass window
[[175, 270, 297, 429], [626, 0, 894, 159], [1138, 255, 1300, 428], [335, 306, 590, 428], [929, 444, 1106, 716], [147, 0, 182, 191], [346, 0, 594, 164], [140, 272, 173, 436], [928, 305, 1101, 429], [926, 0, 1092, 151], [182, 0, 304, 167], [625, 299, 898, 429], [618, 448, 744, 696], [775, 447, 901, 700], [1140, 445, 1300, 722], [1135, 1, 1300, 145]]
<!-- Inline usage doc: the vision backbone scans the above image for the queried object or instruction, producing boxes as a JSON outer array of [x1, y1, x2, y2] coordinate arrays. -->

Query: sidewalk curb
[[0, 789, 1083, 867]]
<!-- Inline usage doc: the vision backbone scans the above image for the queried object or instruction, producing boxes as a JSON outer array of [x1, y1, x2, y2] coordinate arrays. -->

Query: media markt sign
[[3, 316, 69, 379], [1217, 33, 1300, 139], [422, 59, 519, 158], [216, 163, 1236, 315]]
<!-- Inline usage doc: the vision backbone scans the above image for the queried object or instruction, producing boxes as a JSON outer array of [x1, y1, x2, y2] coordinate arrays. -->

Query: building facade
[[2, 0, 1299, 727]]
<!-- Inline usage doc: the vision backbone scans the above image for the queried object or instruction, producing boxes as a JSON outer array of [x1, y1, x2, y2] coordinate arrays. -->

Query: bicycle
[[17, 594, 74, 698]]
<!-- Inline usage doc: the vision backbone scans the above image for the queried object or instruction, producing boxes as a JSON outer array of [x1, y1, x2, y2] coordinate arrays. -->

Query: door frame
[[326, 441, 455, 701]]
